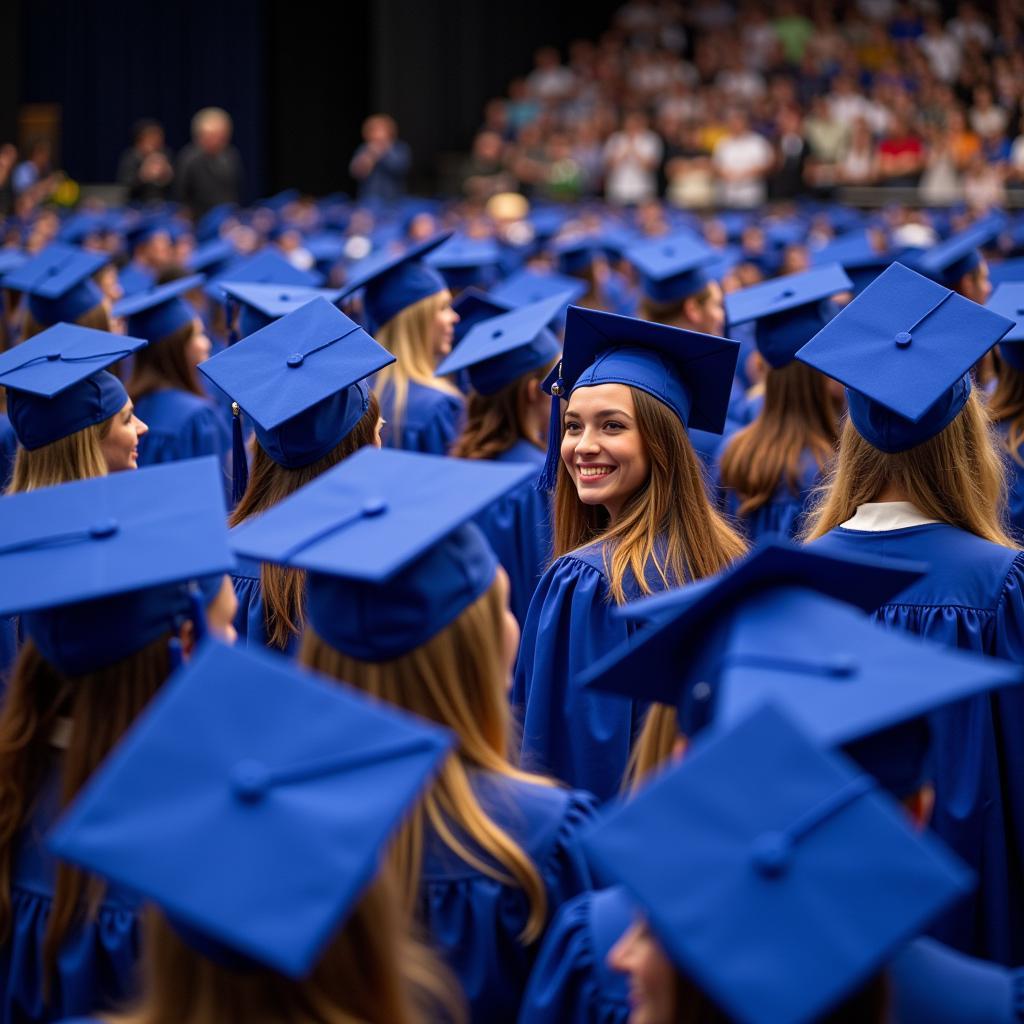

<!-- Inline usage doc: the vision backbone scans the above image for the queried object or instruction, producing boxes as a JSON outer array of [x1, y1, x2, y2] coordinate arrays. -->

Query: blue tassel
[[231, 402, 249, 506], [537, 379, 564, 493]]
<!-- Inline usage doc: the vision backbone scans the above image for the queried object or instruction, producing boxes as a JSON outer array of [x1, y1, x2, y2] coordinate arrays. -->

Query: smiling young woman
[[512, 307, 746, 800]]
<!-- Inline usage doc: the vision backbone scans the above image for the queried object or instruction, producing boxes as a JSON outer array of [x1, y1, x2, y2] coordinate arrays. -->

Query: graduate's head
[[588, 707, 972, 1024], [45, 642, 464, 1024], [796, 263, 1016, 546], [4, 243, 112, 338], [916, 220, 1002, 301], [546, 307, 746, 597], [117, 275, 209, 399]]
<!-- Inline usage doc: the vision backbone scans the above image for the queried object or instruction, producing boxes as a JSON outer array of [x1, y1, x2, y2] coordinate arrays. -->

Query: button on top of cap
[[232, 759, 270, 803], [894, 331, 912, 348], [361, 497, 388, 517], [45, 352, 61, 361], [491, 328, 504, 338], [286, 352, 305, 368], [89, 519, 119, 540], [752, 831, 792, 879]]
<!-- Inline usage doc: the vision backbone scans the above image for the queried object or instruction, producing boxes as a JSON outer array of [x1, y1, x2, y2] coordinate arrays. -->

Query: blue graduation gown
[[994, 422, 1024, 540], [513, 539, 680, 799], [474, 441, 552, 628], [889, 938, 1024, 1023], [419, 772, 595, 1024], [230, 556, 299, 657], [517, 886, 632, 1024], [0, 412, 15, 492], [134, 389, 230, 470], [811, 522, 1024, 964], [714, 443, 823, 542], [1, 770, 139, 1024], [379, 380, 464, 455]]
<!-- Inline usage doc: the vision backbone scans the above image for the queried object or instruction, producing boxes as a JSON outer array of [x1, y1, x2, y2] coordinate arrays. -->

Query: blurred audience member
[[349, 114, 411, 201], [175, 107, 243, 219], [117, 119, 174, 205]]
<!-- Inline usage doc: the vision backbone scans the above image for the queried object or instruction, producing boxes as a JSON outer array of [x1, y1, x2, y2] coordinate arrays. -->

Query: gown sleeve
[[517, 887, 632, 1024], [400, 393, 464, 455], [889, 938, 1024, 1024], [512, 555, 641, 800]]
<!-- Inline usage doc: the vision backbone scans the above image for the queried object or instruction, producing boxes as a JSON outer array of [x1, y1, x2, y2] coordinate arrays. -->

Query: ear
[[178, 619, 197, 661], [671, 736, 688, 764]]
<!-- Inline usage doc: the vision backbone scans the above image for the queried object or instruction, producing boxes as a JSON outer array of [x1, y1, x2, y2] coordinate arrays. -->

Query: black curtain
[[19, 0, 266, 199]]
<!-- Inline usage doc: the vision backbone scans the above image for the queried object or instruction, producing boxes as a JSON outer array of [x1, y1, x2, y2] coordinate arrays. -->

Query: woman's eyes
[[563, 420, 625, 433]]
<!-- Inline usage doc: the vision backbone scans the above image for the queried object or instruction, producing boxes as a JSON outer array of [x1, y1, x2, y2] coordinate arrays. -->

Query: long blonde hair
[[6, 416, 112, 494], [373, 292, 461, 441], [553, 387, 747, 603], [299, 579, 552, 944], [988, 358, 1024, 468], [623, 704, 683, 793], [228, 395, 381, 649], [106, 872, 464, 1024], [719, 361, 839, 517], [803, 393, 1017, 547]]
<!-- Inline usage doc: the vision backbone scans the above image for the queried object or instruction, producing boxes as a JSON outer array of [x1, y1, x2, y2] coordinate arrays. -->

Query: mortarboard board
[[186, 238, 238, 277], [435, 296, 563, 395], [581, 703, 974, 1024], [489, 267, 588, 311], [424, 235, 502, 291], [0, 250, 26, 276], [49, 640, 453, 977], [916, 218, 1006, 288], [538, 305, 740, 489], [725, 263, 853, 368], [581, 540, 1023, 795], [451, 287, 511, 345], [114, 274, 205, 342], [198, 297, 393, 499], [229, 448, 532, 660], [0, 322, 146, 449], [987, 283, 1024, 370], [117, 262, 156, 298], [0, 457, 233, 674], [810, 232, 894, 294], [624, 232, 719, 303], [2, 242, 109, 325], [796, 262, 1013, 452], [551, 234, 604, 276], [58, 211, 109, 246], [989, 257, 1024, 287], [194, 203, 238, 243], [218, 281, 346, 339], [338, 232, 451, 332], [125, 216, 172, 251], [205, 250, 323, 302]]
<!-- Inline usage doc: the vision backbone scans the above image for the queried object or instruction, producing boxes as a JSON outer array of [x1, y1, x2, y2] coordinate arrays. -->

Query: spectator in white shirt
[[603, 111, 663, 205], [918, 16, 961, 83], [712, 109, 773, 208]]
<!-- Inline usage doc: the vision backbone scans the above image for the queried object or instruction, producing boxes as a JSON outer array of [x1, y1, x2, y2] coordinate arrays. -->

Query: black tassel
[[231, 402, 249, 505]]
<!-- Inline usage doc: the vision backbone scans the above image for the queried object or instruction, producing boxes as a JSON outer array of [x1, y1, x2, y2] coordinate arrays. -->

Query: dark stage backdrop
[[13, 0, 619, 198]]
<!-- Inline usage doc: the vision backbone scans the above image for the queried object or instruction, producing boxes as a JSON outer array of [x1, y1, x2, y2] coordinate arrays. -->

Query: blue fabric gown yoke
[[134, 388, 230, 469], [512, 538, 682, 800], [378, 380, 464, 455], [1, 767, 140, 1024], [419, 771, 595, 1024], [811, 521, 1024, 965], [474, 440, 552, 628]]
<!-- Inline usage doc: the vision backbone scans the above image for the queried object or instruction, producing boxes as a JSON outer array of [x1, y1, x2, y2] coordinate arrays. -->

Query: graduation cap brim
[[49, 641, 453, 978], [0, 323, 147, 399], [795, 262, 1014, 422], [0, 457, 233, 616], [2, 243, 109, 298], [560, 305, 740, 434], [206, 252, 324, 300], [113, 274, 206, 319], [229, 448, 534, 583], [338, 231, 452, 299], [985, 284, 1024, 343], [217, 282, 345, 319], [489, 271, 588, 308], [725, 263, 853, 326]]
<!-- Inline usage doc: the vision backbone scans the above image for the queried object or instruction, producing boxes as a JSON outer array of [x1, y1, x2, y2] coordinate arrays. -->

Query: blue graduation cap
[[0, 457, 233, 674], [989, 257, 1024, 287], [424, 235, 502, 291], [582, 540, 1023, 794], [114, 274, 205, 342], [528, 207, 566, 242], [725, 263, 853, 368], [338, 232, 451, 332], [489, 267, 588, 311], [186, 238, 238, 277], [916, 218, 1006, 287], [796, 262, 1013, 452], [624, 232, 719, 303], [581, 703, 974, 1024], [229, 448, 533, 660], [551, 234, 604, 275], [218, 282, 346, 339], [198, 298, 393, 499], [125, 215, 172, 251], [58, 211, 110, 246], [451, 287, 511, 346], [205, 250, 323, 302], [0, 322, 146, 449], [435, 296, 562, 395], [810, 232, 894, 293], [195, 203, 238, 243], [987, 283, 1024, 370], [117, 262, 156, 298], [0, 249, 26, 276], [48, 641, 453, 977], [2, 242, 109, 325]]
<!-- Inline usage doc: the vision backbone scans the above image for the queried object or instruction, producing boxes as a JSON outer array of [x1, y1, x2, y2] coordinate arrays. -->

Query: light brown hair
[[128, 320, 205, 400], [228, 394, 381, 649], [373, 291, 460, 442], [0, 636, 172, 997], [6, 416, 112, 494], [802, 393, 1017, 548], [107, 871, 464, 1024], [300, 578, 553, 945], [553, 387, 747, 603], [22, 302, 110, 340], [718, 361, 839, 517]]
